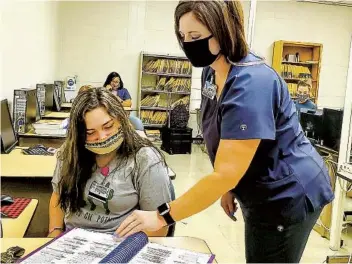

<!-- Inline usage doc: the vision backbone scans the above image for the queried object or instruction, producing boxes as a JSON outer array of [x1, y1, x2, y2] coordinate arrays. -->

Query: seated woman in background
[[104, 72, 132, 107], [49, 87, 172, 237]]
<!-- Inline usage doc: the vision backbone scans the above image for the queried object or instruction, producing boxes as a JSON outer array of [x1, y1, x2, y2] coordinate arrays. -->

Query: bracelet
[[48, 227, 64, 235]]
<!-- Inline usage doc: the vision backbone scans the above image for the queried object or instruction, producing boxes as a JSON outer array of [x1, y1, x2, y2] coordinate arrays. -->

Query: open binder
[[19, 228, 215, 263]]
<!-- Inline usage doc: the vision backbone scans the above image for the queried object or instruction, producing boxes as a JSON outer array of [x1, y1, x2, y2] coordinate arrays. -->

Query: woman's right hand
[[220, 191, 238, 221], [106, 84, 113, 91]]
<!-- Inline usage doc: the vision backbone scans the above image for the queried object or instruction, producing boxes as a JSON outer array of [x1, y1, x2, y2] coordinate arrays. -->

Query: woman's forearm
[[169, 172, 239, 221], [49, 192, 65, 230]]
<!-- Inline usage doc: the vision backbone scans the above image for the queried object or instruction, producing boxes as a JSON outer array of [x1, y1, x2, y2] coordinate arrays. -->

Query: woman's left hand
[[115, 210, 166, 238]]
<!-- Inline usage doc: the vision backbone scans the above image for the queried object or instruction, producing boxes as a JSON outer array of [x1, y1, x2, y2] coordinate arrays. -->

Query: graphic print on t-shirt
[[87, 181, 114, 215]]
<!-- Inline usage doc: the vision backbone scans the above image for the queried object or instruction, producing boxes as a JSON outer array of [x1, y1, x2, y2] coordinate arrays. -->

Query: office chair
[[129, 116, 144, 131]]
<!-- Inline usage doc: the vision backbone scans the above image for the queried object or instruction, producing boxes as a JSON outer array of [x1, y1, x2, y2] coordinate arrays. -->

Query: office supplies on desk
[[1, 246, 25, 263], [19, 228, 215, 263], [0, 197, 32, 219], [21, 145, 56, 156], [1, 99, 18, 154], [32, 119, 66, 135]]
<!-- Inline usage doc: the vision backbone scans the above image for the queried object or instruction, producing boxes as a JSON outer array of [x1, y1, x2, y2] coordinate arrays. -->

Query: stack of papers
[[32, 120, 67, 135]]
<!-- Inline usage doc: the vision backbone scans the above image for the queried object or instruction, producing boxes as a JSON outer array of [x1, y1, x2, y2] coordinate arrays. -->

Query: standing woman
[[116, 1, 334, 263], [104, 72, 132, 107]]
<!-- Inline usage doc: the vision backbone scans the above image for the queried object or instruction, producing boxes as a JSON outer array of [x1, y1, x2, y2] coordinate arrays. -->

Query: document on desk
[[20, 228, 215, 263], [20, 228, 120, 263], [129, 242, 215, 264]]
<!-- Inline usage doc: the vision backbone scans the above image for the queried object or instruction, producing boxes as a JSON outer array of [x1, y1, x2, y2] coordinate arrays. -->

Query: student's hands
[[115, 210, 166, 238], [220, 191, 238, 221]]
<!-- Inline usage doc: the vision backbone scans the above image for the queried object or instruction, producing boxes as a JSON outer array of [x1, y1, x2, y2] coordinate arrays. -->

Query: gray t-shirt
[[52, 147, 172, 234]]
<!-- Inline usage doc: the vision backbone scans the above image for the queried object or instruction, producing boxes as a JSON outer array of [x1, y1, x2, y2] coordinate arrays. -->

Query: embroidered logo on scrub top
[[240, 124, 247, 131]]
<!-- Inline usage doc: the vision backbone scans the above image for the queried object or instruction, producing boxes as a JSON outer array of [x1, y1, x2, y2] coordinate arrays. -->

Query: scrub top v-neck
[[200, 52, 334, 225]]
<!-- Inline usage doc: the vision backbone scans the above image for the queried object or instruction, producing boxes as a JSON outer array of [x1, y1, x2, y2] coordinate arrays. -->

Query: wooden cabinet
[[272, 41, 323, 104]]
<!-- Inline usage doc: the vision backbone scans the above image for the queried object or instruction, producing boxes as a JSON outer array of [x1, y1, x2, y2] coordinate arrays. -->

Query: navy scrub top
[[201, 52, 334, 225]]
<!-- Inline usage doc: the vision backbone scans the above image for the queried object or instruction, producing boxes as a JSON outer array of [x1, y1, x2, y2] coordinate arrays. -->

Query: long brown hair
[[57, 87, 165, 213], [174, 0, 249, 62]]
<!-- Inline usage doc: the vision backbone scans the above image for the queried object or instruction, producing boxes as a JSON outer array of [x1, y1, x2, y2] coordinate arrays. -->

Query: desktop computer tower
[[13, 88, 37, 133], [54, 80, 65, 105], [44, 84, 54, 112], [36, 83, 46, 116], [299, 109, 324, 142]]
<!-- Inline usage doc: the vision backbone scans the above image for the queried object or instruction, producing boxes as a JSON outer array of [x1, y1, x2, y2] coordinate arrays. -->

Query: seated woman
[[49, 87, 172, 237], [104, 72, 132, 107]]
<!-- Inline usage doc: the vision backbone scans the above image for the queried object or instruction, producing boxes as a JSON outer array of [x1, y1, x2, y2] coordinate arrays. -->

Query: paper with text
[[130, 242, 213, 264], [21, 229, 120, 264]]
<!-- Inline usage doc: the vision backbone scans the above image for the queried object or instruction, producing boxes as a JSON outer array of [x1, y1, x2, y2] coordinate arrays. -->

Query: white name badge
[[88, 181, 111, 203], [202, 80, 217, 100]]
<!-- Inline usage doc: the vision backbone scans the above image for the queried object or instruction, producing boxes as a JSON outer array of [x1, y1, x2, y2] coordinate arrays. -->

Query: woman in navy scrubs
[[117, 1, 334, 262]]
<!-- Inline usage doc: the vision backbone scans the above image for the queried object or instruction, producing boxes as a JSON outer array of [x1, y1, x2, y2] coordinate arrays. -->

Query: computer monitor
[[322, 108, 344, 151], [0, 99, 18, 153], [299, 108, 324, 142]]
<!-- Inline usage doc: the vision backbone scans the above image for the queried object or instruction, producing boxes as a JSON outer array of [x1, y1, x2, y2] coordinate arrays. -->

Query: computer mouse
[[1, 195, 14, 206]]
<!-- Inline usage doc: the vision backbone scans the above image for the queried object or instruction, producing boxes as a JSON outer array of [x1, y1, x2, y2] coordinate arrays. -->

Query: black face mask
[[182, 35, 220, 68]]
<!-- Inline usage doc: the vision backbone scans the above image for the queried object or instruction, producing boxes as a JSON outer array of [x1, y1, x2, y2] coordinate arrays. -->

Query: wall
[[252, 0, 352, 109], [57, 0, 249, 135], [1, 1, 59, 107]]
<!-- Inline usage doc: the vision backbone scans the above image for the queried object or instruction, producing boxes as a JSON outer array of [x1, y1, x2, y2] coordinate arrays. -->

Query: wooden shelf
[[140, 106, 169, 111], [141, 89, 191, 95], [144, 124, 166, 128], [282, 61, 319, 66], [142, 71, 192, 78], [284, 78, 317, 82], [272, 40, 323, 105]]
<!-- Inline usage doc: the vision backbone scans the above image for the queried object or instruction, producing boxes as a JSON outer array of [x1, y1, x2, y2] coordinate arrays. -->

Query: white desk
[[2, 199, 38, 238]]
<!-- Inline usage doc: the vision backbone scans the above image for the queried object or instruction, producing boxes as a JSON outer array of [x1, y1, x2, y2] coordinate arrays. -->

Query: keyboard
[[22, 145, 56, 156]]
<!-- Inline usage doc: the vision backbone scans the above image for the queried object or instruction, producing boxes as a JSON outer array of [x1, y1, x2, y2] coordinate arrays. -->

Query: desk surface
[[2, 199, 38, 238], [43, 111, 70, 119], [19, 130, 66, 139], [0, 149, 56, 177], [1, 237, 214, 260]]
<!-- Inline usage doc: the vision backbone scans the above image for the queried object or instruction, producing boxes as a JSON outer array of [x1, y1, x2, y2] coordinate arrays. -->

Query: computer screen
[[299, 108, 324, 142], [0, 99, 18, 153], [322, 108, 344, 151]]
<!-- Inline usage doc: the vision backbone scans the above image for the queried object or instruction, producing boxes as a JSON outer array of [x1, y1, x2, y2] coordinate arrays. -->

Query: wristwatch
[[157, 203, 175, 226]]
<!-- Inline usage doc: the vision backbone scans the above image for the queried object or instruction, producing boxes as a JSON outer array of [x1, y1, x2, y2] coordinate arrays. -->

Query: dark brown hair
[[57, 87, 165, 214], [174, 0, 249, 62], [297, 80, 311, 90]]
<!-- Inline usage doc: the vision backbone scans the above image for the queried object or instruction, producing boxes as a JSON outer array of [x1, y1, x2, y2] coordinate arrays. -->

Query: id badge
[[88, 181, 111, 203], [202, 80, 217, 100]]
